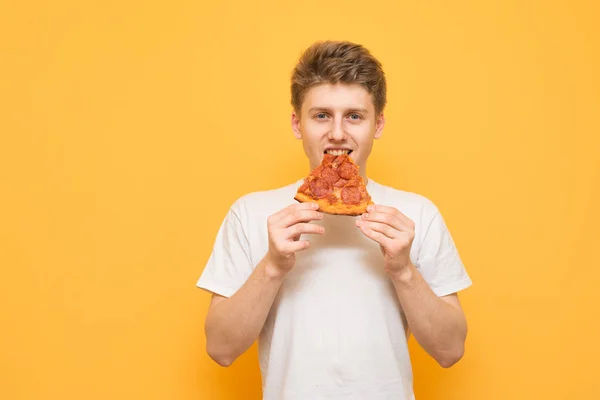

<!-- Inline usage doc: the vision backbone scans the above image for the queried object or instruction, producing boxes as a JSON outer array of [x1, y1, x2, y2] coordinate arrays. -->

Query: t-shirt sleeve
[[196, 202, 254, 298], [415, 210, 472, 297]]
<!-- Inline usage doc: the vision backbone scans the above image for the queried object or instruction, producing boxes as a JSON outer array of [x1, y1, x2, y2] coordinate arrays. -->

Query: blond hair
[[291, 40, 387, 115]]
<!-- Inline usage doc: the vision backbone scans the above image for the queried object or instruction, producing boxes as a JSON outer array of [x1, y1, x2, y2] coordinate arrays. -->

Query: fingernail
[[367, 205, 374, 212], [361, 213, 368, 220]]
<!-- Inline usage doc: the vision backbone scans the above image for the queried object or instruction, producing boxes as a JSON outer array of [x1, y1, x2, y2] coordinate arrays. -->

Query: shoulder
[[228, 180, 302, 220]]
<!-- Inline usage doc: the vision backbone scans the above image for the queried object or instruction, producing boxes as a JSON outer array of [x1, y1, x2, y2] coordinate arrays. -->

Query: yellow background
[[1, 1, 599, 399]]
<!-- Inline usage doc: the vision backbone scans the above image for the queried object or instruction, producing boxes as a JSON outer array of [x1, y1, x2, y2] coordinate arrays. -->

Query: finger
[[269, 202, 319, 224], [357, 221, 394, 247], [280, 208, 323, 228], [285, 223, 325, 239], [357, 220, 398, 240], [367, 204, 414, 227], [361, 211, 405, 232], [283, 240, 311, 253]]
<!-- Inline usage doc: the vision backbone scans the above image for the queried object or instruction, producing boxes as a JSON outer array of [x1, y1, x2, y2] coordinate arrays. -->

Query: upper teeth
[[326, 149, 350, 156]]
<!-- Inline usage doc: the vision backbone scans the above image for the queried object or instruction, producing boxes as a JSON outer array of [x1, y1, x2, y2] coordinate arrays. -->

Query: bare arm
[[205, 256, 285, 367], [356, 205, 468, 368], [204, 202, 323, 367], [389, 265, 467, 368]]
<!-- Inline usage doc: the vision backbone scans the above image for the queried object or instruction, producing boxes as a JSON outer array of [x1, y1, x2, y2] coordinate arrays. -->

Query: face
[[291, 83, 385, 175]]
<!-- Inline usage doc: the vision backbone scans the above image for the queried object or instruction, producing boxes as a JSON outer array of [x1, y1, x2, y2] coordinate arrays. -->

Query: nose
[[328, 120, 346, 141]]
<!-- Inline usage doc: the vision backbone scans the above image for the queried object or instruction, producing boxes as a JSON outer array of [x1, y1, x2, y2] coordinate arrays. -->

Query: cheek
[[346, 124, 374, 144], [303, 120, 329, 139]]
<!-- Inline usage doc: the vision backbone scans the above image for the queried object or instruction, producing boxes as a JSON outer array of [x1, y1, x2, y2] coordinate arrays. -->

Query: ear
[[291, 111, 302, 140], [374, 113, 385, 139]]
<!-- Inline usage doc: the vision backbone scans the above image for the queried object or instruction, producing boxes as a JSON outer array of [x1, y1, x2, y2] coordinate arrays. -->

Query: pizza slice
[[294, 153, 374, 216]]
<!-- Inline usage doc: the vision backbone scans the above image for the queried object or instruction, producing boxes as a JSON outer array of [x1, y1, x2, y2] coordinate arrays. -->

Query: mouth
[[324, 148, 353, 156]]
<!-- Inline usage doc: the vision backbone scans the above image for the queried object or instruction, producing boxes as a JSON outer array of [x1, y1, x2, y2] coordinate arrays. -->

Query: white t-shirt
[[197, 178, 472, 400]]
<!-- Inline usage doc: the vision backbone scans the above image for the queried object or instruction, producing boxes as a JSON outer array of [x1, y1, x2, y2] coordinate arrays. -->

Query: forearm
[[390, 263, 467, 368], [205, 256, 285, 366]]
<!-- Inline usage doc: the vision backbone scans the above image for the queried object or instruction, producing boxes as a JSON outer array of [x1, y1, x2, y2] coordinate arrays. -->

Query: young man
[[197, 41, 472, 399]]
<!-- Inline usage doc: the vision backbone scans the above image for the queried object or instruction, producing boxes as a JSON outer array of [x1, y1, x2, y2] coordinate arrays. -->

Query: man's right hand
[[265, 202, 324, 277]]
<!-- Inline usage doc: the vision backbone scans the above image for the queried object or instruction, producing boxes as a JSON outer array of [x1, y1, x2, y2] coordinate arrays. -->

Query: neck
[[359, 165, 368, 184]]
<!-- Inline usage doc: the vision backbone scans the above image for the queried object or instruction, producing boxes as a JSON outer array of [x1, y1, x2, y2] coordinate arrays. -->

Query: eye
[[315, 113, 328, 119], [348, 113, 362, 120]]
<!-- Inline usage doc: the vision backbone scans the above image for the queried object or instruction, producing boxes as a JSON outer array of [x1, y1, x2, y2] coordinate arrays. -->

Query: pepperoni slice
[[338, 161, 358, 179], [321, 167, 340, 184], [322, 154, 336, 165], [309, 178, 332, 198], [341, 186, 361, 204]]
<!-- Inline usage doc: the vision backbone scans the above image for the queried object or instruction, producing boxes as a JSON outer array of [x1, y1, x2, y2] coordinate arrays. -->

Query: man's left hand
[[356, 204, 416, 276]]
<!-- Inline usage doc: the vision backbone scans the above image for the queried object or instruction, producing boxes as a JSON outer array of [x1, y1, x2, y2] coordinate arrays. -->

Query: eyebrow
[[308, 107, 369, 114]]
